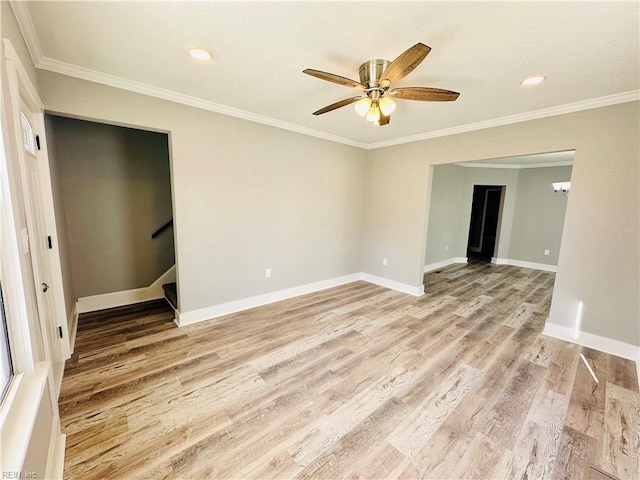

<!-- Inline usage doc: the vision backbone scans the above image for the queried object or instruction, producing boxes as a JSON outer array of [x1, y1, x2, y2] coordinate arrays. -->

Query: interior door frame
[[466, 185, 504, 257], [2, 40, 70, 372]]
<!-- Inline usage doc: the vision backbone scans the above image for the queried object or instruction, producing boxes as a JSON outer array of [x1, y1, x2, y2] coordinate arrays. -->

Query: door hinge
[[35, 135, 41, 150], [58, 326, 63, 339], [47, 235, 52, 249]]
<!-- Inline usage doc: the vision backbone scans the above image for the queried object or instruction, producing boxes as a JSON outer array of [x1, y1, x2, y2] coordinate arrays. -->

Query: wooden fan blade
[[379, 112, 390, 126], [381, 43, 431, 84], [388, 87, 460, 102], [312, 96, 364, 115], [303, 69, 366, 91]]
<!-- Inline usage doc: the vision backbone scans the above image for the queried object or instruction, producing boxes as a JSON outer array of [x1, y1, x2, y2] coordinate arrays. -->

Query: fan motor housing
[[359, 59, 390, 88]]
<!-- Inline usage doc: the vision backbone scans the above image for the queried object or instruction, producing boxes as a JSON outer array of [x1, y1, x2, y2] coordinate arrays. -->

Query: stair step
[[163, 282, 178, 310]]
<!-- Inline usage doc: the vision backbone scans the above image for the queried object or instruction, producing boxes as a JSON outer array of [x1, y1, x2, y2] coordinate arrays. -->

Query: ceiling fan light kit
[[304, 43, 459, 126]]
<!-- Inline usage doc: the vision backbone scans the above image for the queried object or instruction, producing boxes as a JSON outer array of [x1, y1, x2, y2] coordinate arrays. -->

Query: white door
[[18, 101, 63, 362], [2, 40, 71, 380]]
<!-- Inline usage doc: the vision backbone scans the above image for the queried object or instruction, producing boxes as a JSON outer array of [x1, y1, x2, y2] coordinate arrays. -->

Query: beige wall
[[365, 102, 639, 346], [46, 115, 174, 298], [38, 71, 367, 313]]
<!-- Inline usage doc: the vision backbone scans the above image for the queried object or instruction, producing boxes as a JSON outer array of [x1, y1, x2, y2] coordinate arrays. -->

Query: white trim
[[0, 361, 50, 473], [8, 1, 43, 68], [77, 286, 162, 314], [455, 160, 574, 170], [424, 257, 467, 273], [37, 57, 367, 150], [367, 90, 640, 150], [491, 258, 557, 272], [68, 302, 78, 354], [360, 273, 425, 297], [77, 265, 176, 313], [149, 264, 176, 290], [542, 322, 640, 362], [176, 273, 362, 326], [44, 415, 65, 480], [34, 58, 640, 152], [51, 361, 64, 400]]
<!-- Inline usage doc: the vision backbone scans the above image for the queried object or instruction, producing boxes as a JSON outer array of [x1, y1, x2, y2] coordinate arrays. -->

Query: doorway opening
[[466, 185, 504, 262], [44, 115, 178, 322], [422, 150, 574, 282]]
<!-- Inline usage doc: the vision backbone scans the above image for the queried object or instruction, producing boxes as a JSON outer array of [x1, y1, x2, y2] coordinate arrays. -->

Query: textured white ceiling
[[19, 1, 640, 147]]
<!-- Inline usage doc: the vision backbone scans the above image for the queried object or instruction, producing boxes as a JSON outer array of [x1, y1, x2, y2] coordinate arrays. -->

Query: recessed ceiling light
[[521, 75, 546, 86], [188, 47, 212, 61]]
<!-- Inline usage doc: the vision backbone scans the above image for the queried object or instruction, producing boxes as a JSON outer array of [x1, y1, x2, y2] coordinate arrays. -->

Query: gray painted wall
[[425, 164, 572, 267], [509, 166, 572, 265], [363, 102, 639, 346], [39, 71, 367, 313], [47, 116, 175, 298]]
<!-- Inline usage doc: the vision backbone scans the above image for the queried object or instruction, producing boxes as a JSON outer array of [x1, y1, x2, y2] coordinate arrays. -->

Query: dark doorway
[[467, 185, 504, 261]]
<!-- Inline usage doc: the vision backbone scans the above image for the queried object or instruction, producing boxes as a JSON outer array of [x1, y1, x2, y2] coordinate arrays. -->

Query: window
[[20, 112, 36, 156], [0, 282, 12, 401]]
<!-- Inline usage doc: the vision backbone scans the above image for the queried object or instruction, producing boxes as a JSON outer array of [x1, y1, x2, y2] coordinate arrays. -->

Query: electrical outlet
[[382, 258, 388, 267], [445, 244, 449, 251], [265, 268, 272, 278], [544, 249, 550, 256]]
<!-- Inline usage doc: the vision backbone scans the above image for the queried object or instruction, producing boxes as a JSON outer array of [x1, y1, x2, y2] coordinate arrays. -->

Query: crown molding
[[455, 160, 574, 170], [10, 0, 639, 152], [37, 56, 368, 149], [9, 0, 43, 68], [9, 1, 366, 149], [367, 90, 640, 150]]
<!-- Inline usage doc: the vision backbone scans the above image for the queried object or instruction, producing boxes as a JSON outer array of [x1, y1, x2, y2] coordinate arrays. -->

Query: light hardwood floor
[[59, 263, 640, 479]]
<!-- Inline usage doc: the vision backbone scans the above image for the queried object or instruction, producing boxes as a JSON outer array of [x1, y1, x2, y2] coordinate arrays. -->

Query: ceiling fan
[[303, 43, 459, 126]]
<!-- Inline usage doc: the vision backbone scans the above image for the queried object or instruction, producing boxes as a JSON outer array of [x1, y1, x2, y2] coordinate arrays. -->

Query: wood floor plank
[[551, 425, 599, 480], [566, 348, 609, 438], [606, 355, 640, 392], [600, 382, 640, 479], [58, 263, 639, 479], [387, 363, 481, 459]]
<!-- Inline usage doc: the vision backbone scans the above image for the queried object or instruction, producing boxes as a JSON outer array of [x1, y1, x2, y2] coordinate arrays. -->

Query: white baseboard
[[176, 273, 363, 326], [68, 302, 78, 354], [361, 273, 425, 297], [542, 321, 640, 361], [424, 257, 467, 273], [44, 415, 66, 480], [491, 257, 557, 272], [77, 265, 176, 313]]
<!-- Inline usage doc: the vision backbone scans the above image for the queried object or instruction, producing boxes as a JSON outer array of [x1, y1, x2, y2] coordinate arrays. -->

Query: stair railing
[[151, 218, 173, 239]]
